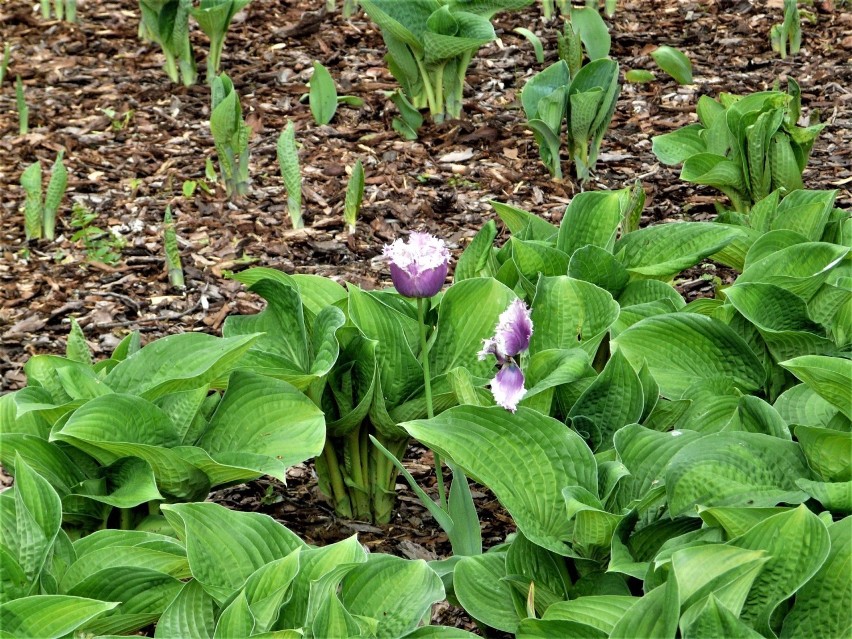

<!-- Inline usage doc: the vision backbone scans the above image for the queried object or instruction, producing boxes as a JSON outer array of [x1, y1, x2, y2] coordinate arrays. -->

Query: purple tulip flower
[[491, 363, 526, 412], [478, 299, 533, 363], [383, 232, 450, 298]]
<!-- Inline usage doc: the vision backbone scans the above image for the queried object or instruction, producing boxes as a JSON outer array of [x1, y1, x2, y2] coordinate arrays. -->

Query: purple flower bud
[[479, 299, 533, 362], [490, 363, 526, 412], [383, 232, 450, 299]]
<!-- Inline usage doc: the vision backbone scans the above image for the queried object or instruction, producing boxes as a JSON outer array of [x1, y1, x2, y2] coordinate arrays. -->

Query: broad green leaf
[[780, 516, 851, 638], [405, 405, 597, 555], [342, 554, 445, 639], [309, 61, 338, 125], [491, 200, 558, 241], [104, 333, 259, 400], [241, 550, 301, 632], [11, 454, 62, 587], [651, 45, 692, 84], [557, 190, 625, 256], [563, 486, 623, 550], [652, 124, 705, 165], [68, 456, 163, 509], [454, 220, 497, 281], [195, 371, 325, 479], [214, 591, 255, 639], [730, 505, 831, 635], [781, 355, 852, 419], [613, 313, 765, 398], [505, 531, 571, 603], [154, 579, 215, 639], [610, 577, 680, 639], [665, 431, 812, 516], [568, 350, 644, 451], [530, 276, 620, 358], [161, 502, 305, 603], [738, 242, 849, 301], [0, 595, 117, 639], [615, 222, 745, 279], [0, 434, 88, 494], [569, 7, 610, 59], [697, 506, 792, 539], [311, 590, 360, 639], [430, 278, 517, 377], [454, 552, 518, 633], [794, 425, 851, 482], [684, 595, 763, 639], [511, 238, 570, 281], [60, 545, 189, 593], [568, 244, 630, 297], [539, 596, 638, 635]]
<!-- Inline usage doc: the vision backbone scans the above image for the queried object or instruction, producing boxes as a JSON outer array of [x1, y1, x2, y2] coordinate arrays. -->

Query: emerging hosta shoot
[[163, 206, 185, 289], [19, 151, 67, 241], [522, 58, 620, 182], [277, 121, 303, 229], [359, 0, 532, 126], [138, 0, 197, 85], [652, 79, 823, 211], [557, 6, 611, 77], [45, 0, 76, 21], [651, 44, 693, 85], [190, 0, 251, 82], [344, 158, 364, 235], [210, 72, 250, 198], [0, 43, 10, 86], [308, 61, 338, 125], [771, 0, 802, 59], [15, 75, 27, 135]]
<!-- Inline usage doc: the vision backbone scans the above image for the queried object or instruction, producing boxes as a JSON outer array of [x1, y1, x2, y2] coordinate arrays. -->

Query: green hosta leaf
[[241, 550, 301, 632], [104, 333, 259, 400], [153, 579, 215, 639], [774, 383, 840, 429], [490, 200, 558, 241], [557, 190, 625, 256], [681, 153, 746, 205], [568, 244, 630, 297], [568, 350, 644, 451], [610, 576, 680, 639], [563, 486, 623, 550], [195, 370, 325, 479], [665, 432, 812, 516], [730, 505, 831, 636], [794, 425, 851, 482], [513, 27, 544, 63], [505, 531, 571, 603], [404, 405, 597, 555], [780, 516, 851, 638], [161, 502, 305, 603], [20, 161, 42, 241], [684, 595, 764, 639], [0, 595, 117, 639], [697, 506, 792, 539], [454, 220, 497, 281], [530, 276, 620, 358], [781, 355, 852, 419], [651, 45, 692, 84], [569, 7, 610, 59], [312, 590, 360, 639], [10, 454, 62, 587], [341, 554, 445, 639], [454, 552, 518, 633], [309, 61, 338, 125], [616, 221, 745, 279], [0, 433, 88, 494], [613, 313, 765, 398], [738, 242, 849, 301], [277, 121, 303, 228], [652, 124, 705, 165], [430, 278, 518, 377], [793, 478, 851, 513], [214, 591, 255, 639], [68, 456, 163, 509], [60, 545, 188, 594], [537, 596, 638, 635]]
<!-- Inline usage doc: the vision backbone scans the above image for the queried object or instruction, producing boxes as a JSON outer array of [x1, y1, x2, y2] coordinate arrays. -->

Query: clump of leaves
[[557, 6, 610, 77], [70, 201, 125, 265], [277, 121, 303, 229], [771, 0, 802, 59], [359, 0, 532, 131], [522, 58, 620, 182], [651, 44, 693, 84], [138, 0, 197, 85], [210, 72, 250, 198], [19, 151, 68, 241], [190, 0, 251, 82], [652, 79, 823, 212]]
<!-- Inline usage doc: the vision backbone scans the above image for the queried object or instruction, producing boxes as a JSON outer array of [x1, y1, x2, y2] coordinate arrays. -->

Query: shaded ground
[[1, 0, 850, 629]]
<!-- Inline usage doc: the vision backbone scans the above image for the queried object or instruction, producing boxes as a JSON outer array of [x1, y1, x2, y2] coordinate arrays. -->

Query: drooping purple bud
[[491, 363, 526, 412], [383, 232, 450, 299]]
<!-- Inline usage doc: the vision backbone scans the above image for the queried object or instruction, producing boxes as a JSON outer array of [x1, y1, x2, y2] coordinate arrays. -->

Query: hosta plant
[[359, 0, 532, 127], [190, 0, 251, 82], [652, 79, 824, 212], [210, 72, 251, 198], [138, 0, 197, 85], [771, 0, 802, 59], [557, 6, 611, 77], [277, 121, 303, 228], [522, 58, 620, 182], [20, 151, 68, 241], [0, 458, 473, 639], [0, 329, 326, 537], [15, 75, 27, 135]]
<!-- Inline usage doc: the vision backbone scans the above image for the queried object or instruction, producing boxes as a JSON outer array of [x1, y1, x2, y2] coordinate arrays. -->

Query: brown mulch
[[0, 0, 850, 631]]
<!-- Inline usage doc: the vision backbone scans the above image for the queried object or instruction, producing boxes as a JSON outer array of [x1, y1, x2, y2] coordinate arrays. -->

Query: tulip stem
[[418, 297, 446, 510]]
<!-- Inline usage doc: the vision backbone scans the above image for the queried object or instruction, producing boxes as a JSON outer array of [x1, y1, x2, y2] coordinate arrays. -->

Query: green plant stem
[[163, 51, 180, 84], [345, 427, 371, 520], [433, 61, 447, 122], [418, 297, 446, 510], [322, 440, 352, 518], [414, 56, 440, 120], [207, 35, 223, 83], [119, 507, 133, 530]]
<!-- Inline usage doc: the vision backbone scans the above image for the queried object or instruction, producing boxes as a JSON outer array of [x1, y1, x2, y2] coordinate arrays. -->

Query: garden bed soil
[[1, 0, 850, 630]]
